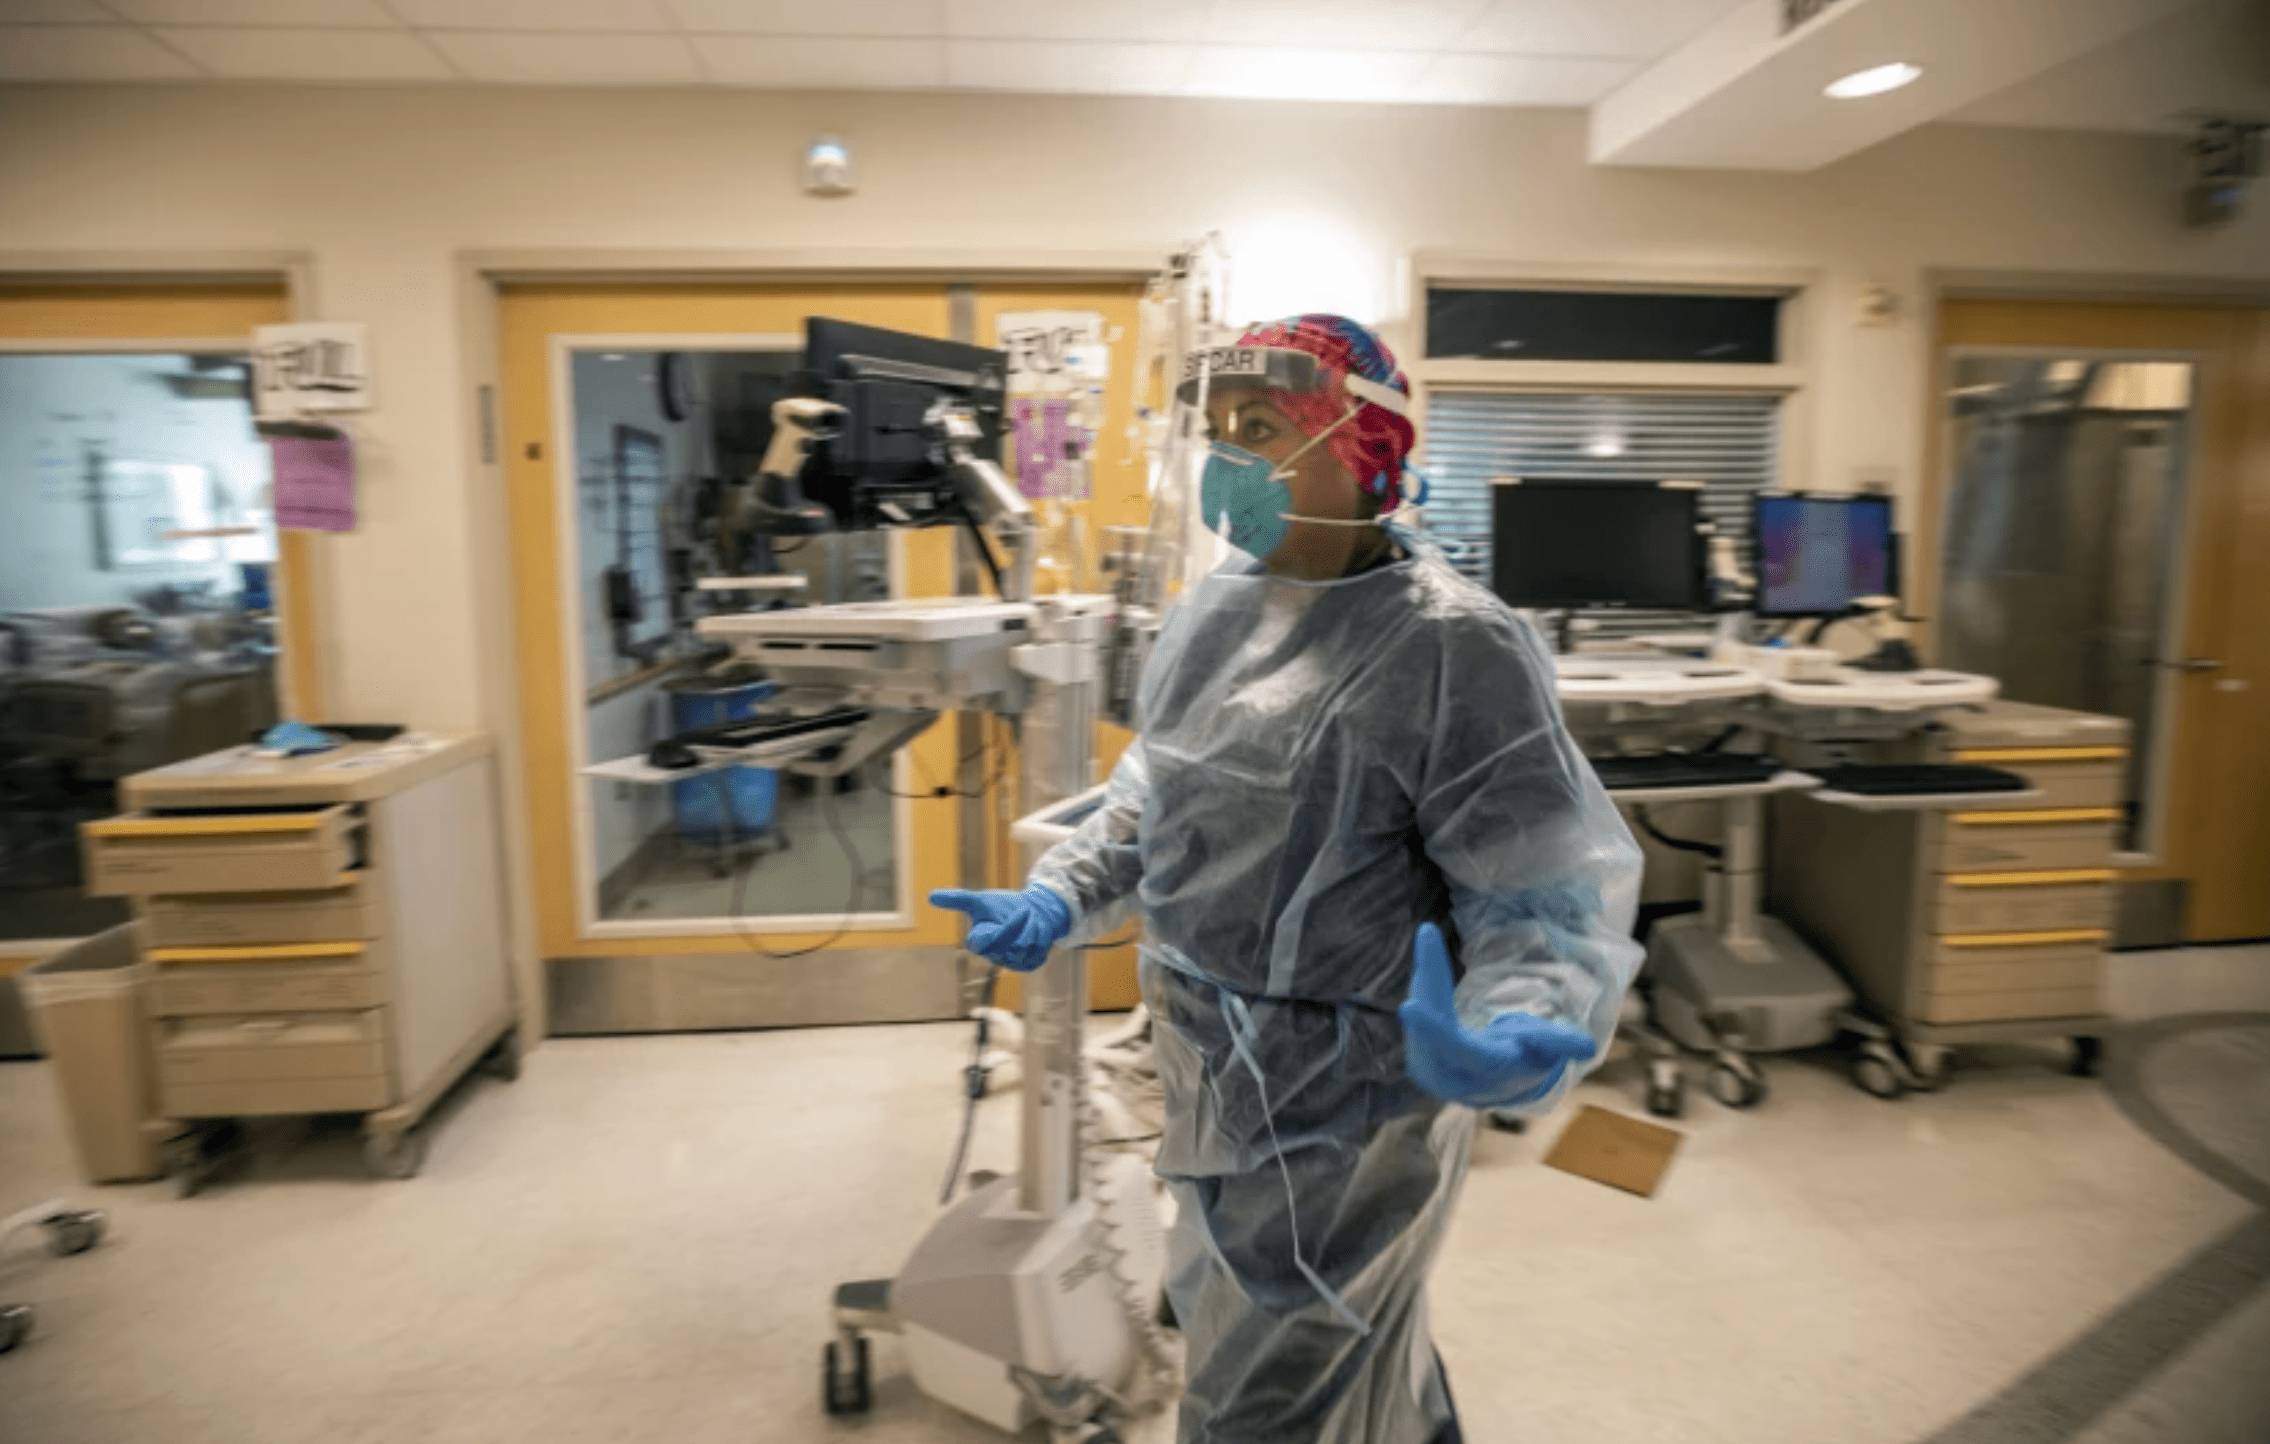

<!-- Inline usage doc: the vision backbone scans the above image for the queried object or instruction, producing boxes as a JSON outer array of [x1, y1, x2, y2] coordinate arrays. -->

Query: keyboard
[[1804, 763, 2030, 797], [1589, 752, 1783, 792]]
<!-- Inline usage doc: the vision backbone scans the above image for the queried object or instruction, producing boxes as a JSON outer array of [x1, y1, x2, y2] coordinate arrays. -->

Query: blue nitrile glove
[[930, 885, 1074, 973], [1400, 922, 1600, 1110]]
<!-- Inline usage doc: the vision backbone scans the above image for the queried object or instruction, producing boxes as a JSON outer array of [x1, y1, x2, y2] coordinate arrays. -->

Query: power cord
[[728, 777, 867, 960], [1633, 803, 1723, 860], [938, 966, 1001, 1205]]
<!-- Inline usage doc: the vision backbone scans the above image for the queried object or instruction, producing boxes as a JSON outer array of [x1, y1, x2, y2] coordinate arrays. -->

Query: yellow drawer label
[[148, 941, 368, 965], [1951, 747, 2128, 764], [1951, 808, 2123, 826], [1948, 869, 2120, 888], [1942, 929, 2110, 948]]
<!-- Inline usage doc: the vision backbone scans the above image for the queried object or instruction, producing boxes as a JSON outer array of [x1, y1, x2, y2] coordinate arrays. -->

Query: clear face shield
[[1150, 344, 1417, 580]]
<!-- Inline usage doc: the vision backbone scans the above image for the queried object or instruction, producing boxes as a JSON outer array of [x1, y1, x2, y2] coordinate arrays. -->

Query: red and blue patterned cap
[[1222, 314, 1417, 504]]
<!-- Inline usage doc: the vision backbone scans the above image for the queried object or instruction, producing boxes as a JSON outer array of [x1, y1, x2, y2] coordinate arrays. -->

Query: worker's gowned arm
[[1026, 737, 1151, 944], [1415, 616, 1644, 1115]]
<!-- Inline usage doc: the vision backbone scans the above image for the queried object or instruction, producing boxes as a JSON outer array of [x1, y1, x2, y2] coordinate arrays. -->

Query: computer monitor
[[1752, 493, 1897, 617], [1490, 480, 1708, 611], [797, 318, 1008, 526]]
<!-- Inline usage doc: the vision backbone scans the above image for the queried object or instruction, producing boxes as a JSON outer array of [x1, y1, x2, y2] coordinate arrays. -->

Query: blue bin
[[668, 680, 779, 844]]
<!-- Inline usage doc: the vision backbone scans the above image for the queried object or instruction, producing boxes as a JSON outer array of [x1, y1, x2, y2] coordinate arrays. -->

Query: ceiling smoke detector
[[804, 137, 854, 198]]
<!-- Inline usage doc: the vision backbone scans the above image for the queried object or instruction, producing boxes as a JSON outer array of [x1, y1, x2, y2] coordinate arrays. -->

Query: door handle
[[2146, 657, 2224, 672]]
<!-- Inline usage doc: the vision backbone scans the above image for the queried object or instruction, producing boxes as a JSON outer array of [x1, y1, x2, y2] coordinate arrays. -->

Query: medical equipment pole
[[1012, 597, 1104, 1218]]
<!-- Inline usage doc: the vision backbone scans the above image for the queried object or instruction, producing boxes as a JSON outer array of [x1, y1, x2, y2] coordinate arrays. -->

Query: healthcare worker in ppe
[[933, 314, 1645, 1444]]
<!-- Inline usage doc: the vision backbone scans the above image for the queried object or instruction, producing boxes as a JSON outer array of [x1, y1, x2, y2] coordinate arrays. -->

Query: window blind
[[1421, 390, 1781, 638]]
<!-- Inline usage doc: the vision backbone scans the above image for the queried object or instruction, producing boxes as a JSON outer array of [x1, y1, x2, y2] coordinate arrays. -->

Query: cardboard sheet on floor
[[1543, 1105, 1683, 1198]]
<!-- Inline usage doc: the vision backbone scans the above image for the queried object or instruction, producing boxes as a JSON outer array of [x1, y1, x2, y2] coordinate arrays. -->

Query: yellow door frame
[[496, 278, 1150, 1007]]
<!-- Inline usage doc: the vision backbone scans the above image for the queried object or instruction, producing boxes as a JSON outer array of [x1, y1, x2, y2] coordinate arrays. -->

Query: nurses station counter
[[80, 735, 517, 1188]]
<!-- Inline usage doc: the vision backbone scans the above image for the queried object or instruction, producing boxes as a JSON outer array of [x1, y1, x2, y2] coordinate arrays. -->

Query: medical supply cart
[[79, 735, 517, 1190], [1769, 701, 2128, 1096]]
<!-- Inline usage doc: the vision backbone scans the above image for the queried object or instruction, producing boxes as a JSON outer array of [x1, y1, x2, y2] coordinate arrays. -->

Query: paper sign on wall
[[252, 322, 371, 421], [269, 432, 357, 532], [996, 311, 1110, 391]]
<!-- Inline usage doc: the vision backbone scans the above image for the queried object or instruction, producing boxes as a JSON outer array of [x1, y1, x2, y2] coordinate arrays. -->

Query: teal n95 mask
[[1199, 404, 1370, 559]]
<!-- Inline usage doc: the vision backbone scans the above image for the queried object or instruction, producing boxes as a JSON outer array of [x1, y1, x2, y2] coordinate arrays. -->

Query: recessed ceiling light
[[1826, 62, 1923, 99]]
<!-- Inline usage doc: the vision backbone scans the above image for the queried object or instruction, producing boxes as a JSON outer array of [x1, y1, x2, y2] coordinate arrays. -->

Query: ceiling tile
[[0, 22, 199, 78], [103, 0, 398, 26], [158, 25, 453, 79], [0, 0, 116, 21], [429, 30, 700, 83], [387, 0, 675, 31], [1416, 51, 1638, 106], [947, 38, 1191, 95], [1183, 44, 1432, 102], [1458, 0, 1744, 60], [1199, 0, 1494, 51], [946, 0, 1214, 44], [668, 0, 945, 36], [694, 34, 945, 87]]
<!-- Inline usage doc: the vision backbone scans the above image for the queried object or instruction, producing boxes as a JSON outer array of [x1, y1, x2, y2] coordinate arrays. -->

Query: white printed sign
[[252, 322, 371, 420], [995, 311, 1109, 393]]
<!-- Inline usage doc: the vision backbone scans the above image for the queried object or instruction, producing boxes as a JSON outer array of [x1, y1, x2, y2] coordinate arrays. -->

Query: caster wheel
[[823, 1336, 872, 1415], [1851, 1051, 1906, 1100], [2070, 1036, 2104, 1078], [480, 1028, 522, 1083], [363, 1128, 427, 1181], [163, 1130, 221, 1199], [1903, 1045, 1950, 1093], [1707, 1060, 1766, 1110], [1646, 1077, 1686, 1119], [44, 1210, 104, 1256], [0, 1304, 31, 1355]]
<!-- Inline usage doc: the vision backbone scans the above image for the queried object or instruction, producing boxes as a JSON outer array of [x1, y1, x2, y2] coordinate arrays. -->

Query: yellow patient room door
[[497, 279, 1145, 1033]]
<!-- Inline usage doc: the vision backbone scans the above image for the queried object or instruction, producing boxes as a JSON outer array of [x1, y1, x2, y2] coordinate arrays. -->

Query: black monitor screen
[[1753, 494, 1895, 617], [1490, 481, 1706, 610]]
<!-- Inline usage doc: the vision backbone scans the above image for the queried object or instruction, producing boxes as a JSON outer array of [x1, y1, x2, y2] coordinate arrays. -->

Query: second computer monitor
[[1490, 480, 1707, 612], [1753, 493, 1896, 617]]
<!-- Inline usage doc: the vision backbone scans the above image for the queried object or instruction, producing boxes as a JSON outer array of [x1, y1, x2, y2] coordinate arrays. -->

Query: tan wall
[[2, 82, 2263, 741]]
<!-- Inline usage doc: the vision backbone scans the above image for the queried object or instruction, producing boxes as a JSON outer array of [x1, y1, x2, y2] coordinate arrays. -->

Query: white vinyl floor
[[2, 946, 2264, 1444]]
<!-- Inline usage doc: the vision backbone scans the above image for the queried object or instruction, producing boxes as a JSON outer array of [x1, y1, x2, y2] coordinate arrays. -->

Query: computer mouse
[[647, 739, 699, 770]]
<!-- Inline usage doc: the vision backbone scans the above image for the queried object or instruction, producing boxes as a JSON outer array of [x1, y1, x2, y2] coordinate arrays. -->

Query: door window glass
[[567, 348, 899, 929], [1941, 356, 2195, 852], [0, 353, 280, 942]]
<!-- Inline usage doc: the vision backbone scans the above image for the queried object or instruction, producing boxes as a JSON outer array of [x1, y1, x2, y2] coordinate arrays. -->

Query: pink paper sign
[[269, 433, 357, 532]]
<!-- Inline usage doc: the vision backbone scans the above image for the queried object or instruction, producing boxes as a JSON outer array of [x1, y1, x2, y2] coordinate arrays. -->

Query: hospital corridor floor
[[2, 946, 2266, 1444]]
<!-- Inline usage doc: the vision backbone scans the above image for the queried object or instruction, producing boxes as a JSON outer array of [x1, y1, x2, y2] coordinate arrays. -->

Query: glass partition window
[[1426, 288, 1784, 363], [1940, 355, 2195, 853], [0, 352, 281, 942], [566, 348, 900, 930]]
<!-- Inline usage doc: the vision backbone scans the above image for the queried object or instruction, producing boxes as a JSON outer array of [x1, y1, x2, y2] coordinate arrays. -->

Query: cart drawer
[[149, 942, 387, 1016], [1947, 748, 2126, 810], [1936, 871, 2118, 934], [1927, 930, 2109, 1018], [1930, 810, 2121, 873], [82, 806, 359, 897], [135, 871, 382, 947], [1914, 985, 2103, 1025], [1925, 937, 2103, 995], [161, 1076, 391, 1117], [157, 1008, 391, 1087]]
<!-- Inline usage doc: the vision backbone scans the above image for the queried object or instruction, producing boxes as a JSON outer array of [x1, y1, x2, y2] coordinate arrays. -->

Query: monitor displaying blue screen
[[1754, 494, 1895, 617]]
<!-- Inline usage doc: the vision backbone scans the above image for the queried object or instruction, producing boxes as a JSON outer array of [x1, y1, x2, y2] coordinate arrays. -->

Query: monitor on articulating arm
[[747, 317, 1030, 598]]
